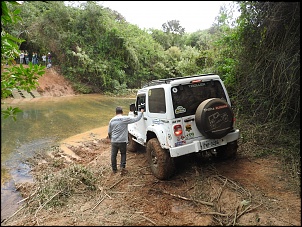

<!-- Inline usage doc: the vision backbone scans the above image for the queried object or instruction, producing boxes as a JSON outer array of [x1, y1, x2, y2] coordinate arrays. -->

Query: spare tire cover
[[195, 98, 234, 139]]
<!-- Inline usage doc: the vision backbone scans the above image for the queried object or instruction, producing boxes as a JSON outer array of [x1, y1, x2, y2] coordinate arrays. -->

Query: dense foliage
[[235, 2, 300, 128], [2, 1, 300, 130]]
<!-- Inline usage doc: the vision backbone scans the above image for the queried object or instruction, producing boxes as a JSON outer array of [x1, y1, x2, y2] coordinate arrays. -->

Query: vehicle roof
[[140, 73, 220, 90]]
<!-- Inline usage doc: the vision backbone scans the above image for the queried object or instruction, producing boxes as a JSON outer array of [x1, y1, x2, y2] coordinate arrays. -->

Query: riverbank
[[58, 126, 109, 161]]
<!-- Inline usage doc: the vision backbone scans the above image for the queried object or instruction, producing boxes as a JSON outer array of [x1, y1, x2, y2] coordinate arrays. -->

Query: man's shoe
[[120, 168, 128, 176], [112, 169, 117, 174]]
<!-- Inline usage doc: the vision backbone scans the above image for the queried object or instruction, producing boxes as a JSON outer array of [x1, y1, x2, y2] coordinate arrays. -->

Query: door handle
[[143, 117, 147, 120]]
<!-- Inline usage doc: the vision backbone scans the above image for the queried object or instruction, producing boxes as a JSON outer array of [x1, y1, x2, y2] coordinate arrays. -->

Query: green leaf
[[1, 106, 22, 121]]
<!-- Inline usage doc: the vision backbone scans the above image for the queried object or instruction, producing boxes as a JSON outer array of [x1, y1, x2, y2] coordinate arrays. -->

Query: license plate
[[201, 139, 223, 150]]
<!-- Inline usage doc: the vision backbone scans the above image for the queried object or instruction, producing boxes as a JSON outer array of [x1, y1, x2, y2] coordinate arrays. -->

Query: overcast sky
[[66, 1, 238, 33], [99, 1, 235, 33]]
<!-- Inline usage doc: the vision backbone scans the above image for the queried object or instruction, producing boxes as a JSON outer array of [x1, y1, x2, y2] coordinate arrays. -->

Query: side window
[[149, 88, 166, 113]]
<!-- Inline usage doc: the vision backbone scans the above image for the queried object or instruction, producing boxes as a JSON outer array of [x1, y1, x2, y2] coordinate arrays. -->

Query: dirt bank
[[36, 66, 76, 97]]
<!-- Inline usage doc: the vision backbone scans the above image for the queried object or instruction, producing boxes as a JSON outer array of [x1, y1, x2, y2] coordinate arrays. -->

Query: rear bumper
[[169, 129, 240, 157]]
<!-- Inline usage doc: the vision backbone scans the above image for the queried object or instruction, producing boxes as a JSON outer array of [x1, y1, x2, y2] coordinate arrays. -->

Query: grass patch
[[35, 164, 97, 208]]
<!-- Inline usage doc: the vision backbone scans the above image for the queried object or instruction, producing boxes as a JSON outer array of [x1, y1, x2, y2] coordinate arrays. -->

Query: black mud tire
[[216, 140, 238, 160], [146, 138, 175, 180], [127, 133, 137, 152], [195, 98, 234, 139]]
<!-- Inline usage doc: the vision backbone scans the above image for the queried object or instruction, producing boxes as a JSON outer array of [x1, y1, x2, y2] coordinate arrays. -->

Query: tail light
[[174, 124, 183, 136], [191, 79, 202, 84]]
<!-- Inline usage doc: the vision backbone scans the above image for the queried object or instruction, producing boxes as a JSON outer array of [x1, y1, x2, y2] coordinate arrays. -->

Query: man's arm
[[131, 108, 144, 123], [121, 108, 144, 124], [107, 121, 112, 140]]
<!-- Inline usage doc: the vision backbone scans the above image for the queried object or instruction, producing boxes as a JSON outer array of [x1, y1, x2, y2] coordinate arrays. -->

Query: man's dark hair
[[116, 106, 123, 114]]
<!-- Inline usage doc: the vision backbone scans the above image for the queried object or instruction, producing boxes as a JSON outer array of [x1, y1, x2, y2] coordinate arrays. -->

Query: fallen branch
[[16, 196, 29, 204], [17, 186, 40, 204], [34, 189, 63, 218], [141, 215, 157, 225], [91, 197, 105, 211], [216, 178, 227, 202], [128, 184, 145, 187], [233, 207, 238, 226], [237, 204, 262, 220], [103, 191, 112, 199], [214, 175, 251, 199], [151, 189, 214, 207], [103, 217, 120, 223], [213, 215, 223, 226], [107, 178, 124, 190], [109, 191, 127, 194], [1, 203, 27, 224], [195, 211, 229, 216], [229, 204, 262, 226]]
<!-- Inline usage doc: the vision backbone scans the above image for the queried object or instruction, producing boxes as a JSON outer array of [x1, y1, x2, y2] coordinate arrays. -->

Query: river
[[1, 94, 135, 221]]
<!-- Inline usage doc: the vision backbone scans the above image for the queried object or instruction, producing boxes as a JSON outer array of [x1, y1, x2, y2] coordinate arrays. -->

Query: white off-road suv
[[127, 74, 240, 180]]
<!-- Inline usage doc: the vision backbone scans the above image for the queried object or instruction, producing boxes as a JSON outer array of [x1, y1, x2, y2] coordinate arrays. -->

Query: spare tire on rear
[[195, 98, 234, 139]]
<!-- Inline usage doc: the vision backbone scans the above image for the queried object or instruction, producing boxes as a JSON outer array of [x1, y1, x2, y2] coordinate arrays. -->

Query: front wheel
[[146, 138, 175, 180], [127, 133, 137, 152]]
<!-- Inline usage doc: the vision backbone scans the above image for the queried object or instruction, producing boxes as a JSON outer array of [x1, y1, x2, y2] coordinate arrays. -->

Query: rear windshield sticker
[[172, 87, 178, 93], [175, 106, 186, 114]]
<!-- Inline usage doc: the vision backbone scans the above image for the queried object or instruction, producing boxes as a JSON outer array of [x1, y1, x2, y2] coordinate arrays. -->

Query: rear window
[[171, 80, 227, 118]]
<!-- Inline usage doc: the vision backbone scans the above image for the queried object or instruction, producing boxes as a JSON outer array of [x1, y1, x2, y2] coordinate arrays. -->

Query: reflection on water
[[1, 94, 135, 183], [1, 94, 135, 221]]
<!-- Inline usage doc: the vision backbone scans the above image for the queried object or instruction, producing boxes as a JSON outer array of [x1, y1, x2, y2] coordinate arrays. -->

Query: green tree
[[176, 45, 202, 75], [1, 1, 45, 121], [162, 20, 185, 48], [149, 28, 172, 50], [162, 20, 185, 35]]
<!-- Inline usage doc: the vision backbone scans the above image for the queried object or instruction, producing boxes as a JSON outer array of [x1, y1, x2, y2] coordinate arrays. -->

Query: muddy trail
[[2, 128, 300, 226]]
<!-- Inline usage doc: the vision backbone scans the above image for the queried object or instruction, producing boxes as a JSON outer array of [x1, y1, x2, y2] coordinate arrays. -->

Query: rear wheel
[[216, 140, 238, 160], [127, 133, 137, 152], [146, 138, 175, 180]]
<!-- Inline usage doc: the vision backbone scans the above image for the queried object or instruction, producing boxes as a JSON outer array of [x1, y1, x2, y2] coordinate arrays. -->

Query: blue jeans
[[111, 142, 127, 171]]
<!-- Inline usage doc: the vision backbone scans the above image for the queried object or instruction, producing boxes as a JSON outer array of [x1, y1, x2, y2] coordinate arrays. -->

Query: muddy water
[[1, 94, 135, 221]]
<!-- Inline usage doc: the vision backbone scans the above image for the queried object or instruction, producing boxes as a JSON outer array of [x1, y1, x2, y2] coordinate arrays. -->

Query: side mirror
[[138, 103, 145, 110], [129, 103, 135, 112]]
